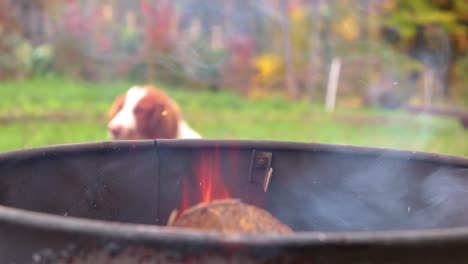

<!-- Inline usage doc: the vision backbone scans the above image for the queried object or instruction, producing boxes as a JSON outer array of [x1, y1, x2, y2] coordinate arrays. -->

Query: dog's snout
[[109, 125, 123, 138]]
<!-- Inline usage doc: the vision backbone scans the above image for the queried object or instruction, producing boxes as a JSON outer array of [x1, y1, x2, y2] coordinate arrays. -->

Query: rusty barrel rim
[[1, 139, 466, 166], [0, 139, 467, 247]]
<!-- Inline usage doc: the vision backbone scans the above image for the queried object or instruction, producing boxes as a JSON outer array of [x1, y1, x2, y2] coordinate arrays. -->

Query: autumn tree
[[382, 0, 468, 99]]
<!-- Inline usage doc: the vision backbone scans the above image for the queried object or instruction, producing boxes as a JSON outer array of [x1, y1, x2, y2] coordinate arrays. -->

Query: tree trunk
[[306, 0, 323, 101], [280, 0, 298, 99]]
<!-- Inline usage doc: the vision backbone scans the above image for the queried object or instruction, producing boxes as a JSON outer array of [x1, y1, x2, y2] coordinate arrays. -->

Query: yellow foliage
[[452, 29, 468, 52], [250, 54, 284, 99], [334, 15, 360, 42], [455, 0, 468, 20], [340, 97, 364, 109], [252, 54, 283, 83], [382, 0, 397, 13], [290, 4, 310, 59], [247, 87, 272, 100], [433, 0, 451, 6], [291, 5, 306, 23]]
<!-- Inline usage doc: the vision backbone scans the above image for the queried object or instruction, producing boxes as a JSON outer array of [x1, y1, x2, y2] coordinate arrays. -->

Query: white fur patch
[[177, 120, 202, 139], [109, 86, 147, 131]]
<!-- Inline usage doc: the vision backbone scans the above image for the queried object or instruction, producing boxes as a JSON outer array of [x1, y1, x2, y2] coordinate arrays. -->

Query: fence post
[[325, 57, 342, 112]]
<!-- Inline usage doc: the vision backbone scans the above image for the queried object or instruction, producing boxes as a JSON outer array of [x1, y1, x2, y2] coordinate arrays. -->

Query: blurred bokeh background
[[0, 0, 467, 155]]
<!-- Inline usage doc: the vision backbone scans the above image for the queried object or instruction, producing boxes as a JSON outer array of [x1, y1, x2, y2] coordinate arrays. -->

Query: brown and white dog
[[108, 85, 201, 140]]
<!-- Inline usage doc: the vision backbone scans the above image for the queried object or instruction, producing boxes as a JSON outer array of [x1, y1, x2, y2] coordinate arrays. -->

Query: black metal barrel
[[0, 140, 467, 263]]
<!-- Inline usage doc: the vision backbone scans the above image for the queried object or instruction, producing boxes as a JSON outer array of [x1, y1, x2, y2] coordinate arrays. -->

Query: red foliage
[[140, 0, 176, 52], [62, 0, 93, 38], [226, 35, 256, 65], [62, 1, 115, 53]]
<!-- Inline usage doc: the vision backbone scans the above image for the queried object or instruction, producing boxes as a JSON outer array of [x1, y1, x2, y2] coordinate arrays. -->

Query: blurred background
[[0, 0, 467, 155]]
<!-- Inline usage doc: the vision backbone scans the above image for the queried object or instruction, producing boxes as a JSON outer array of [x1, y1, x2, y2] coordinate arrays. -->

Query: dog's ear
[[109, 94, 125, 119], [148, 97, 181, 139]]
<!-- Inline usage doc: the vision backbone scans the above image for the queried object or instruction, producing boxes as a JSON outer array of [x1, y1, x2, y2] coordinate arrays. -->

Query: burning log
[[168, 199, 293, 234]]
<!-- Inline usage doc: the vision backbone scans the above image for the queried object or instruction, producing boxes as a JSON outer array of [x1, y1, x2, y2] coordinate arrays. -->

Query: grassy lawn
[[0, 77, 467, 156]]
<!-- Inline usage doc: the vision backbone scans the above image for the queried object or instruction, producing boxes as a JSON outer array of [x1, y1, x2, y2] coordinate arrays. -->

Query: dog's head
[[108, 86, 181, 140]]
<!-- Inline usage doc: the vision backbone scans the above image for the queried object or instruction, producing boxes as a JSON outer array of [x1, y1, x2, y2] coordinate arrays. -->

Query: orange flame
[[181, 148, 231, 211]]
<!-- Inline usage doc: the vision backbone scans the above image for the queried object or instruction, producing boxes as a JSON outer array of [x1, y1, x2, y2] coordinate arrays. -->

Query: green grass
[[0, 77, 467, 156]]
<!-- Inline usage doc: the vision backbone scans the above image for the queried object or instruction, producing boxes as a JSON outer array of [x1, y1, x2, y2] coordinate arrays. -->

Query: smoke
[[411, 168, 468, 229], [271, 151, 468, 232]]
